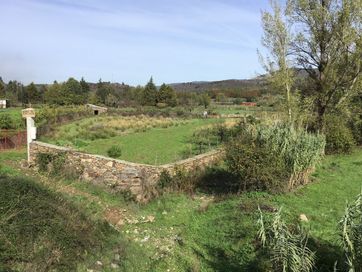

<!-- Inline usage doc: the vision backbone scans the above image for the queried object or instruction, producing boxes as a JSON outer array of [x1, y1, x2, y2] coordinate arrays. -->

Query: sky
[[0, 0, 270, 86]]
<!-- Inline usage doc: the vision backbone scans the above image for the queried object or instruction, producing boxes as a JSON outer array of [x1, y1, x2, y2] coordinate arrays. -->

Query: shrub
[[349, 115, 362, 145], [258, 208, 315, 272], [107, 145, 122, 158], [339, 192, 362, 271], [325, 115, 355, 154], [35, 152, 82, 179], [226, 137, 289, 192], [157, 170, 173, 190], [36, 152, 53, 172], [0, 113, 15, 129], [156, 167, 204, 195], [225, 123, 325, 192]]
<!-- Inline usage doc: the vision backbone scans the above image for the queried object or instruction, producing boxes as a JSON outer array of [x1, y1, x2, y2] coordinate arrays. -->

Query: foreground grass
[[127, 149, 362, 271], [1, 148, 361, 271]]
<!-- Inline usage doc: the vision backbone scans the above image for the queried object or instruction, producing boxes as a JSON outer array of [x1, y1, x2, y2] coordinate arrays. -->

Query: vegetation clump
[[107, 145, 122, 158], [258, 208, 315, 272], [226, 122, 325, 192], [36, 152, 82, 179], [339, 191, 362, 271], [0, 113, 15, 129], [325, 115, 356, 154]]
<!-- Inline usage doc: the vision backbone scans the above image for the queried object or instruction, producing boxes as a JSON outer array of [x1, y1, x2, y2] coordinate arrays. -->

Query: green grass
[[84, 118, 223, 165], [44, 118, 224, 165], [1, 146, 361, 271], [121, 148, 362, 271], [0, 107, 25, 130]]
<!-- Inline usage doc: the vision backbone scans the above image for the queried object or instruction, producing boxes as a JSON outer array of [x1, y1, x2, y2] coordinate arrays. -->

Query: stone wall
[[29, 141, 224, 202]]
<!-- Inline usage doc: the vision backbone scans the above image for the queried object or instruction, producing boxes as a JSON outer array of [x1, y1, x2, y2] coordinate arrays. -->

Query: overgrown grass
[[0, 108, 25, 130], [42, 118, 224, 165], [121, 148, 362, 271], [1, 146, 361, 271]]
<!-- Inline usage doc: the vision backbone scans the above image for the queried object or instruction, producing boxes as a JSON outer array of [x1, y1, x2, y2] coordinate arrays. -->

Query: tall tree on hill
[[158, 83, 177, 107], [142, 77, 158, 106], [263, 0, 362, 131], [45, 81, 63, 105], [96, 79, 114, 105], [80, 77, 90, 93], [62, 78, 80, 104], [5, 81, 22, 104], [26, 82, 42, 104]]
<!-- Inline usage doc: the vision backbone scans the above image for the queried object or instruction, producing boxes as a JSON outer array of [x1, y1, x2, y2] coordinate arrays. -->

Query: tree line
[[0, 76, 212, 108]]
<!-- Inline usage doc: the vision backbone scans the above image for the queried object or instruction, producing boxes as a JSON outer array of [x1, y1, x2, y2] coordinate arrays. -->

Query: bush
[[36, 152, 54, 172], [226, 137, 289, 192], [258, 208, 315, 271], [35, 152, 82, 179], [325, 115, 355, 154], [0, 113, 15, 129], [349, 115, 362, 145], [225, 123, 325, 192], [339, 192, 362, 271], [107, 145, 122, 158]]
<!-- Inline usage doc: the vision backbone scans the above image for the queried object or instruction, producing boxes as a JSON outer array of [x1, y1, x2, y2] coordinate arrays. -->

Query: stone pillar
[[22, 108, 37, 163]]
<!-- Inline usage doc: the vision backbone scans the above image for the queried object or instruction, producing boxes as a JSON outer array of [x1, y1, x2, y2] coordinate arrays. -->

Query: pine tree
[[142, 77, 158, 106], [158, 83, 177, 107], [26, 82, 41, 104]]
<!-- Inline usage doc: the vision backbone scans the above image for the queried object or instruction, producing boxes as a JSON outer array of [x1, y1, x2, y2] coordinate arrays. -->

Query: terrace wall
[[29, 141, 224, 202]]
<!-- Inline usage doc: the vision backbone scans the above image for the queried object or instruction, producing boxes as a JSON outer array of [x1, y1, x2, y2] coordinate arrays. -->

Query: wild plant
[[258, 207, 315, 272]]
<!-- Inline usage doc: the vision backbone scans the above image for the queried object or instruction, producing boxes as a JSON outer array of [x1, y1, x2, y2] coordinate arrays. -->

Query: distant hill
[[169, 76, 268, 93]]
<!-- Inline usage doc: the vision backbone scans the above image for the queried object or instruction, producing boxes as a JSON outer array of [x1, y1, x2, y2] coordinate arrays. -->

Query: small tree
[[158, 83, 177, 107], [142, 77, 158, 106], [198, 93, 211, 109], [26, 82, 42, 104], [45, 81, 63, 105], [260, 0, 294, 122]]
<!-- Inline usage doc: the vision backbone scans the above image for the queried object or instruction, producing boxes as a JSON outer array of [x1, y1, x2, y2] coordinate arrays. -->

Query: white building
[[0, 99, 8, 109]]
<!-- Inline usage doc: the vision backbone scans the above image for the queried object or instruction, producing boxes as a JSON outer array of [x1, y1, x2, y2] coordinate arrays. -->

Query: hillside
[[169, 77, 268, 93]]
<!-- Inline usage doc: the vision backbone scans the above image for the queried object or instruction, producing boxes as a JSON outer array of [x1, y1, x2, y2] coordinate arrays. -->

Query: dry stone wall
[[30, 141, 224, 202]]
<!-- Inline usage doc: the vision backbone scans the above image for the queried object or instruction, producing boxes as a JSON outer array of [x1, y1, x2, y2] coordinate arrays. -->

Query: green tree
[[142, 77, 158, 106], [198, 93, 211, 109], [96, 79, 114, 104], [288, 0, 361, 131], [5, 81, 22, 104], [0, 77, 5, 98], [215, 92, 227, 103], [63, 78, 85, 104], [260, 0, 294, 122], [105, 93, 118, 107], [26, 82, 42, 104], [80, 77, 90, 93], [158, 83, 177, 107], [45, 81, 63, 105]]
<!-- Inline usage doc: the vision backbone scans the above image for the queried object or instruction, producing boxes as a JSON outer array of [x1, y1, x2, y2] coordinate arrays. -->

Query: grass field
[[42, 117, 226, 165], [1, 147, 361, 271]]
